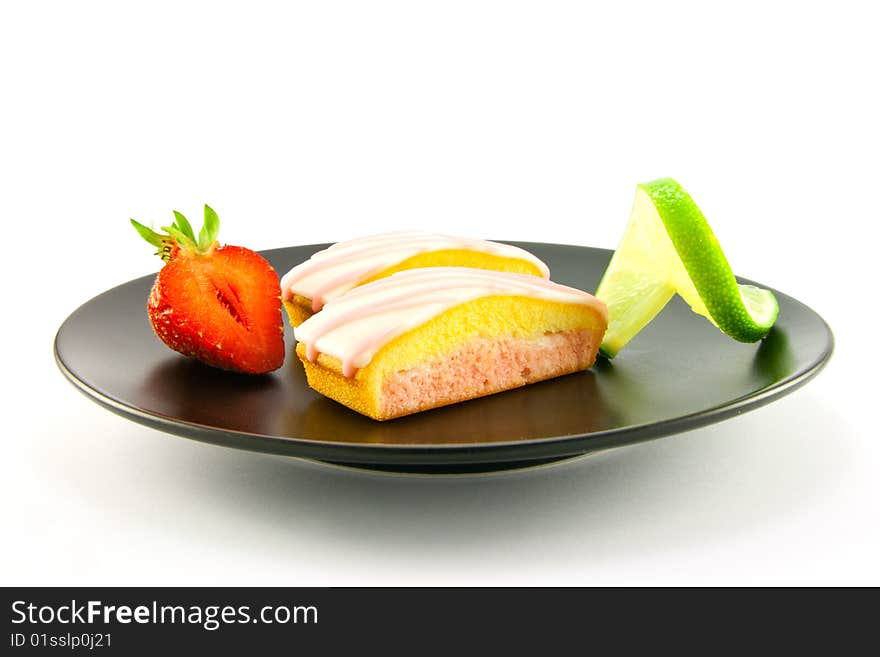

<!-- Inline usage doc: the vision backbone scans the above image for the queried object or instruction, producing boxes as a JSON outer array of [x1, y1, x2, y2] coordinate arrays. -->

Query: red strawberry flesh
[[148, 245, 284, 374]]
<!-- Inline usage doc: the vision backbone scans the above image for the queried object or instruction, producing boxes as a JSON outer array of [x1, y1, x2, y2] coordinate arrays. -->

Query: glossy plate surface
[[55, 243, 832, 473]]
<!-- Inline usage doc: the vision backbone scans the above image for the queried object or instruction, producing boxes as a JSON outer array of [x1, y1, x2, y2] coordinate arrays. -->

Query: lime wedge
[[596, 178, 779, 358]]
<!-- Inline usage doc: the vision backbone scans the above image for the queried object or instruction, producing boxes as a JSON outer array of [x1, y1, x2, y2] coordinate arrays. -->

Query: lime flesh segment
[[596, 271, 674, 358], [596, 178, 779, 358]]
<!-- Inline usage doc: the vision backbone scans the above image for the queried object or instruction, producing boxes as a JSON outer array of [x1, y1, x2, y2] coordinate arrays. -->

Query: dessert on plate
[[279, 232, 550, 326], [294, 267, 608, 420]]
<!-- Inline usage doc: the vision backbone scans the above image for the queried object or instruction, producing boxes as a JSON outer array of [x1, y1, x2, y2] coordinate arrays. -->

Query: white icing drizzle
[[279, 231, 551, 311], [294, 267, 607, 377]]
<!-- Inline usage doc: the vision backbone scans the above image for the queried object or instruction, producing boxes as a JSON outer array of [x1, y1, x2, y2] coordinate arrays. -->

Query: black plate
[[54, 243, 833, 473]]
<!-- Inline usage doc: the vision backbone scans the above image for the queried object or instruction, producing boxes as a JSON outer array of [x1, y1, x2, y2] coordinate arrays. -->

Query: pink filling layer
[[379, 329, 598, 419]]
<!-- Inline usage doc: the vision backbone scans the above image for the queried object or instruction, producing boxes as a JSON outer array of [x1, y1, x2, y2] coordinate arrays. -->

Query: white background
[[2, 1, 877, 585]]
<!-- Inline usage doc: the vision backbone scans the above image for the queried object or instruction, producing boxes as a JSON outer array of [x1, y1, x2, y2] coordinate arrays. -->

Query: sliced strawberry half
[[132, 206, 284, 374]]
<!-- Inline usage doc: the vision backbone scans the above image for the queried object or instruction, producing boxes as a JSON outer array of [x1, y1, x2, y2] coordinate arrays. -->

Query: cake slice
[[294, 267, 608, 420], [279, 232, 550, 326]]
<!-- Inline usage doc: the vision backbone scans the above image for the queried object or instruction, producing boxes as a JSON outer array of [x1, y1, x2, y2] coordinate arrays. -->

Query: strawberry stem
[[131, 206, 222, 261]]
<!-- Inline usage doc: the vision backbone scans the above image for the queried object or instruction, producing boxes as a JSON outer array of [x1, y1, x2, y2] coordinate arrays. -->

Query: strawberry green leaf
[[199, 204, 221, 250], [130, 219, 165, 248], [172, 211, 196, 243], [161, 224, 197, 250]]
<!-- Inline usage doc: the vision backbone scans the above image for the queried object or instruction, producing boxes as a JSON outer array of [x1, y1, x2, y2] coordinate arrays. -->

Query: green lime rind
[[596, 178, 779, 358], [642, 178, 779, 340]]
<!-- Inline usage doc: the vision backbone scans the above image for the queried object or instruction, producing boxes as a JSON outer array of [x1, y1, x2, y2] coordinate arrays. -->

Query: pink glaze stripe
[[279, 231, 551, 304]]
